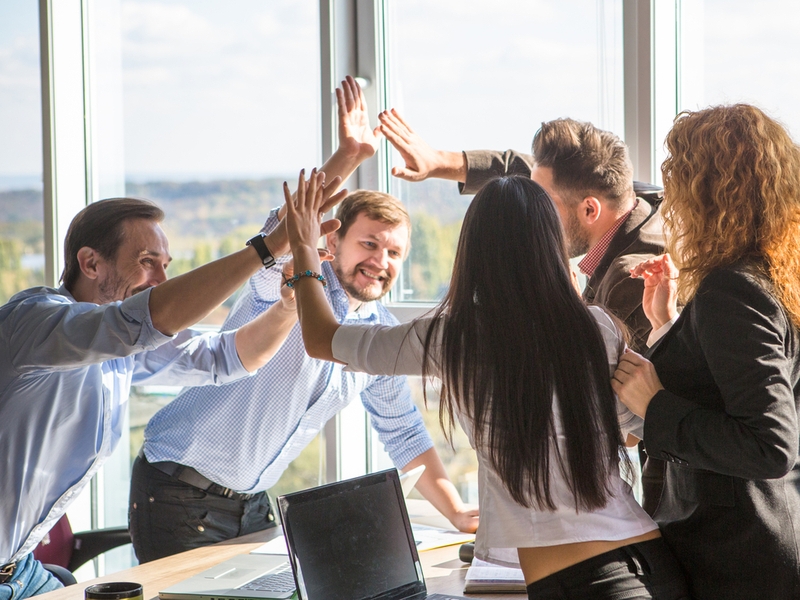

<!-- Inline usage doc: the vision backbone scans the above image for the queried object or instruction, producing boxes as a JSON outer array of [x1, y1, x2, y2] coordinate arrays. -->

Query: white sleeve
[[589, 306, 644, 439], [331, 318, 439, 377]]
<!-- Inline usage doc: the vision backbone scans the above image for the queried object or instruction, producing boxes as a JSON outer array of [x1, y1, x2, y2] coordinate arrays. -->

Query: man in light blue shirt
[[0, 188, 323, 598]]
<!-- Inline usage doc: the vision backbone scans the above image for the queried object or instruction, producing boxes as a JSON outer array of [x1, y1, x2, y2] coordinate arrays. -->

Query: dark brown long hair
[[422, 176, 626, 511]]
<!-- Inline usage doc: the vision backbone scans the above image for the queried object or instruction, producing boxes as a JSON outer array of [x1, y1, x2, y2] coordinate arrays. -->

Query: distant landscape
[[0, 176, 470, 308]]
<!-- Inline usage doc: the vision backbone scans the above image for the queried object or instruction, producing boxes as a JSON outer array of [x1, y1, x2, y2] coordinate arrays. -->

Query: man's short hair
[[532, 118, 634, 209], [62, 197, 165, 290], [334, 190, 411, 240]]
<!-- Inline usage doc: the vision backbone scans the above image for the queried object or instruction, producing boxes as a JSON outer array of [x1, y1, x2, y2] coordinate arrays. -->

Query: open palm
[[337, 75, 381, 161]]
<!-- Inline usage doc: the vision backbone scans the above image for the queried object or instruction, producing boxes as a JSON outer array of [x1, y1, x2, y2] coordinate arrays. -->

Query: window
[[678, 0, 800, 137], [383, 0, 625, 501], [0, 2, 44, 304]]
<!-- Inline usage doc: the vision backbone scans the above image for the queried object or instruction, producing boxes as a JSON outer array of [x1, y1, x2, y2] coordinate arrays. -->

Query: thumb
[[320, 218, 341, 237], [391, 166, 421, 182]]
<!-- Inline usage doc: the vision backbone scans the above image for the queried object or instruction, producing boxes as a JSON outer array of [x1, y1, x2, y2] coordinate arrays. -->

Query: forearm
[[292, 245, 341, 361], [234, 300, 297, 372], [149, 246, 264, 335], [404, 447, 477, 533]]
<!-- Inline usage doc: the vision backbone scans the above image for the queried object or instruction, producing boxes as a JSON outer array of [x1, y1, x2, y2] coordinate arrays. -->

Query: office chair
[[32, 515, 132, 586]]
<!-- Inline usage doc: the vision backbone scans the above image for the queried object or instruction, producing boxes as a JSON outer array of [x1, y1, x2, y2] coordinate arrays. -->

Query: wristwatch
[[246, 233, 276, 269]]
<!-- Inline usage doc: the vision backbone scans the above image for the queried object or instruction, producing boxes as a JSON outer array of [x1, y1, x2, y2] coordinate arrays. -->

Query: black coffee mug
[[85, 582, 143, 600]]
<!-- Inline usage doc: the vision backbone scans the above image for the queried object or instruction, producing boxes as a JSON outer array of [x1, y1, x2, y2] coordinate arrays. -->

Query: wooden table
[[34, 525, 522, 600]]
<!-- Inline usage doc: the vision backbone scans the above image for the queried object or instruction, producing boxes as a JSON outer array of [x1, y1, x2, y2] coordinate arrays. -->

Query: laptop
[[278, 469, 467, 600], [159, 552, 295, 600]]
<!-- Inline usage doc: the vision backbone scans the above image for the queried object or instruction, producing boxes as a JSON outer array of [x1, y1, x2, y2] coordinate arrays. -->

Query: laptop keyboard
[[237, 565, 296, 593]]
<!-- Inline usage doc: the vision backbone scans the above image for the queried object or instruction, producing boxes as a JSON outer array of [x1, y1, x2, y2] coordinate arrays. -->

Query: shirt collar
[[57, 285, 76, 302], [577, 198, 639, 277]]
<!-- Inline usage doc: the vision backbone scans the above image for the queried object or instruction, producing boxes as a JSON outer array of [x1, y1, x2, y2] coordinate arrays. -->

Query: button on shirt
[[0, 286, 251, 564], [143, 209, 433, 493]]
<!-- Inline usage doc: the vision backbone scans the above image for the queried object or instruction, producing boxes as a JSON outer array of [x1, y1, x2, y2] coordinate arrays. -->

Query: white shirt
[[331, 305, 658, 568]]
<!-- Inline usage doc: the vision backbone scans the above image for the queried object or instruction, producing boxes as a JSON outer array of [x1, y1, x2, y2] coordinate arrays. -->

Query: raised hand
[[337, 75, 381, 162], [630, 253, 679, 330], [284, 169, 332, 259], [379, 108, 465, 182]]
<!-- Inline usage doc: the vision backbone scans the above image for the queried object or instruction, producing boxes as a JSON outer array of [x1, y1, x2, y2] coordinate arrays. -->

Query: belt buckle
[[0, 562, 17, 584]]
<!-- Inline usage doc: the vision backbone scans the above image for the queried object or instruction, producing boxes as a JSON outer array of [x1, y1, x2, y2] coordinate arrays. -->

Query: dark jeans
[[525, 538, 691, 600], [129, 455, 276, 563]]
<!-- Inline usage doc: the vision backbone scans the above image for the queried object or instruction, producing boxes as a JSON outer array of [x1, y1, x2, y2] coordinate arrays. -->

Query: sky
[[2, 0, 800, 185]]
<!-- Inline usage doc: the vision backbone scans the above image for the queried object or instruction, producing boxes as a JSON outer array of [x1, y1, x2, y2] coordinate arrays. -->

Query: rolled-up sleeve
[[8, 287, 173, 372], [133, 328, 253, 387], [459, 150, 535, 195]]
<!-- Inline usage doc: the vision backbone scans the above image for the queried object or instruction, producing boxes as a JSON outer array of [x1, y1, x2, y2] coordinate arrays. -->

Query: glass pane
[[0, 2, 44, 303], [87, 0, 324, 566], [679, 0, 800, 138], [94, 0, 321, 326], [386, 0, 624, 490], [388, 0, 624, 304]]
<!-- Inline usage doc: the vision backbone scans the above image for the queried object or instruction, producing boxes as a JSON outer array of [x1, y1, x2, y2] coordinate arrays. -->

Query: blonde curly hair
[[661, 103, 800, 326]]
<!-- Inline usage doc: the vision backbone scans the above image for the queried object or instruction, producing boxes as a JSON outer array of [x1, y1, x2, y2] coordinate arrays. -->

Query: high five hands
[[284, 168, 336, 270]]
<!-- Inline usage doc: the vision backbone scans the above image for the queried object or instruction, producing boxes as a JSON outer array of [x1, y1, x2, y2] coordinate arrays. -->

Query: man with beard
[[0, 191, 327, 598], [378, 111, 664, 354], [378, 111, 667, 515], [130, 189, 479, 562]]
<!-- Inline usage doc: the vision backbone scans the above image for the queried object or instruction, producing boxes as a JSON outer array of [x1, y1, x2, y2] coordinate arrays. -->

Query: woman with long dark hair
[[613, 104, 800, 599], [285, 171, 689, 599]]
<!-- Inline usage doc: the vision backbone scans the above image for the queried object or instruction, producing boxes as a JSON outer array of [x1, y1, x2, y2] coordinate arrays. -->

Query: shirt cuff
[[120, 287, 174, 350], [646, 315, 679, 347]]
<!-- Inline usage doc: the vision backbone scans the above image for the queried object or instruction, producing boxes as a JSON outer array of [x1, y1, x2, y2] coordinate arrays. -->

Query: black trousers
[[525, 538, 691, 600], [129, 454, 276, 563]]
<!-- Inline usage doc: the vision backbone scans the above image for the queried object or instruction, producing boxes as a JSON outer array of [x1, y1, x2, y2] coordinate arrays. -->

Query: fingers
[[630, 254, 677, 279], [379, 109, 412, 142], [341, 76, 356, 113], [350, 75, 367, 112], [317, 248, 335, 262], [320, 188, 348, 214], [320, 175, 343, 202]]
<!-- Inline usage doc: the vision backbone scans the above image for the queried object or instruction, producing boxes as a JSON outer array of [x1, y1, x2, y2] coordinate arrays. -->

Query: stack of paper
[[463, 558, 526, 593]]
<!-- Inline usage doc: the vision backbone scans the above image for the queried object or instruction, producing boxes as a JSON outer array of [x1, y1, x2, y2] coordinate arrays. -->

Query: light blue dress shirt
[[0, 286, 250, 564], [143, 209, 433, 493]]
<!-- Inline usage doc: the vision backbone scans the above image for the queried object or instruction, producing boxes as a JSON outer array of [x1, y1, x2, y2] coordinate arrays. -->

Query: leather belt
[[137, 448, 259, 501], [0, 561, 16, 584]]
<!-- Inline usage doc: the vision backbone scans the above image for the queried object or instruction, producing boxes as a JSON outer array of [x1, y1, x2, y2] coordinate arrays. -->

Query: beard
[[564, 209, 591, 258], [332, 260, 393, 303], [97, 273, 149, 303]]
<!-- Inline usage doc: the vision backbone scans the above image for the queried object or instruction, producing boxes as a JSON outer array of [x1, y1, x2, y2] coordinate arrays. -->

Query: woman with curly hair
[[284, 171, 690, 599], [613, 103, 800, 599]]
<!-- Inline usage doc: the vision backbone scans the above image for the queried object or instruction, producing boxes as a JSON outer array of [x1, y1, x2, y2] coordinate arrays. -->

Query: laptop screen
[[278, 469, 426, 600]]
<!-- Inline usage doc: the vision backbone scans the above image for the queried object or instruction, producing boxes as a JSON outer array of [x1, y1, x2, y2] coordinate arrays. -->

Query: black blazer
[[644, 263, 800, 599]]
